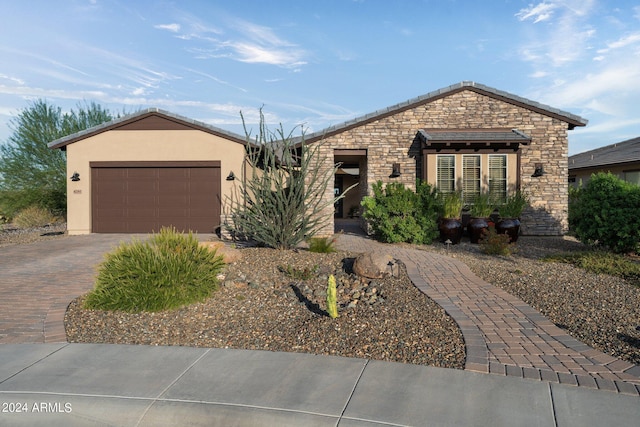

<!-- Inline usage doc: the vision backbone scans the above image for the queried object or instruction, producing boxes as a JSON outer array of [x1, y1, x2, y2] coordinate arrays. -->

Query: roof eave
[[303, 81, 588, 143], [48, 108, 248, 150]]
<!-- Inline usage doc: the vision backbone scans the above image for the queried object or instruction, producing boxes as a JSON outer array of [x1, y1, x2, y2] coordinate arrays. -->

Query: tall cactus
[[326, 274, 339, 318]]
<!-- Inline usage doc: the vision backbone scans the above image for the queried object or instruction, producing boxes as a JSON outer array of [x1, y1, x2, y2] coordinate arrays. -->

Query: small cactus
[[326, 274, 339, 318]]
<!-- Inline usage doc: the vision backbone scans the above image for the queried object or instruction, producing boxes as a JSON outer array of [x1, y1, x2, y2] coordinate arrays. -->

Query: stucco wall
[[65, 129, 246, 234], [570, 162, 640, 187], [314, 89, 573, 236]]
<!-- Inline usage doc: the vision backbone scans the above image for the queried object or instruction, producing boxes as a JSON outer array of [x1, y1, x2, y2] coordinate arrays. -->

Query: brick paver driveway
[[0, 234, 140, 343]]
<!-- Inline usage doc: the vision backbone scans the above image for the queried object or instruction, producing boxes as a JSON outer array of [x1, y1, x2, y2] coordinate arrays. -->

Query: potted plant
[[438, 191, 464, 244], [496, 191, 528, 243], [467, 192, 495, 244]]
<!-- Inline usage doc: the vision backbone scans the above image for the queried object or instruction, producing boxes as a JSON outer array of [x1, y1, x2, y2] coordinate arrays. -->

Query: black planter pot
[[468, 217, 490, 244], [496, 218, 521, 243], [439, 218, 463, 244]]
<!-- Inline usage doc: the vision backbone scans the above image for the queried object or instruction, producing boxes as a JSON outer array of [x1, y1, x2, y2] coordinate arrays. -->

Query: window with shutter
[[489, 154, 507, 202], [462, 155, 480, 204], [436, 155, 455, 193]]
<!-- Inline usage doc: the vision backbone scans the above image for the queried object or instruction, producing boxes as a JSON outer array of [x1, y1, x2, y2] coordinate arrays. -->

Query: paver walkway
[[334, 230, 640, 396]]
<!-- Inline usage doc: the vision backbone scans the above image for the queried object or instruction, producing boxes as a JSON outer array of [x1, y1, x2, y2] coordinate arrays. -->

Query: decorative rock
[[198, 241, 243, 264], [353, 252, 398, 279]]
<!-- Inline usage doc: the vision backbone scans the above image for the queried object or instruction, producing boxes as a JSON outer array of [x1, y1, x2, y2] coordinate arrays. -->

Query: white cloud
[[154, 23, 180, 32], [541, 64, 640, 108], [529, 71, 548, 78], [515, 2, 557, 23], [597, 32, 640, 54], [0, 74, 25, 85], [515, 1, 596, 67], [154, 13, 307, 69], [131, 87, 146, 96], [228, 41, 306, 67]]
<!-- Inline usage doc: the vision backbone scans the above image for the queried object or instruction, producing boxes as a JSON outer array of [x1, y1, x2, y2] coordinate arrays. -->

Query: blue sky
[[1, 0, 639, 155]]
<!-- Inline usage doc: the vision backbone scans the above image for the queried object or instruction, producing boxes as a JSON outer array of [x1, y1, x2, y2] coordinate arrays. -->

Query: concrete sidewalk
[[1, 343, 639, 427]]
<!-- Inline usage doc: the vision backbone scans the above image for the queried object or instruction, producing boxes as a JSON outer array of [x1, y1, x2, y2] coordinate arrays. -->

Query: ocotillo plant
[[326, 274, 339, 318]]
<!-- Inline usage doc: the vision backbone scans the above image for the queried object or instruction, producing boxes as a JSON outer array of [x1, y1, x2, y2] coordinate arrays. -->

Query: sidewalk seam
[[336, 359, 369, 426], [548, 383, 559, 427], [134, 348, 211, 427], [0, 343, 69, 385]]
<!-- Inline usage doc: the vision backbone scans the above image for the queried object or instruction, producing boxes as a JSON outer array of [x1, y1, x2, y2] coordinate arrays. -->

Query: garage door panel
[[158, 208, 189, 218], [92, 165, 221, 233], [158, 168, 189, 178], [160, 182, 189, 193], [127, 208, 157, 219], [127, 194, 157, 206]]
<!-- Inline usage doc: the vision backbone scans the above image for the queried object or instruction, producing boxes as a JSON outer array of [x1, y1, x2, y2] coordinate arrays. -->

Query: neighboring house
[[48, 109, 249, 235], [50, 81, 587, 237], [568, 136, 640, 187]]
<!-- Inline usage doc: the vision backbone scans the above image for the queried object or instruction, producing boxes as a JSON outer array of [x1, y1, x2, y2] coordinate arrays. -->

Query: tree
[[0, 100, 115, 217], [225, 110, 354, 250]]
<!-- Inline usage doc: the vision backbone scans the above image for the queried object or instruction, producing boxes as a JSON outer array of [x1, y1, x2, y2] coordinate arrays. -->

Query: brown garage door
[[91, 161, 221, 233]]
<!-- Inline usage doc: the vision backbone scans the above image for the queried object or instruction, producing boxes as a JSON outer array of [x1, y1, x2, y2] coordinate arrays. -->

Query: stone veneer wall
[[313, 89, 571, 237]]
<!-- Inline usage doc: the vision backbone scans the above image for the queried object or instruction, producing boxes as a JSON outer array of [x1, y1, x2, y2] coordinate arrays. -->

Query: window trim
[[424, 147, 522, 192]]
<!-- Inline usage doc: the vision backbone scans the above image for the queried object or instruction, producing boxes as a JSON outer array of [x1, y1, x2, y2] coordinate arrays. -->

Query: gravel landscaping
[[65, 248, 466, 368], [2, 223, 639, 367]]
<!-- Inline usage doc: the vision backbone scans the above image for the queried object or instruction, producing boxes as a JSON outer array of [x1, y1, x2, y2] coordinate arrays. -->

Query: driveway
[[0, 234, 142, 343]]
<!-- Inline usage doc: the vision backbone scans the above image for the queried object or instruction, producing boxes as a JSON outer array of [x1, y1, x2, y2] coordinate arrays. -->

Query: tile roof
[[418, 129, 531, 144], [569, 136, 640, 170], [302, 81, 588, 143], [48, 108, 247, 149]]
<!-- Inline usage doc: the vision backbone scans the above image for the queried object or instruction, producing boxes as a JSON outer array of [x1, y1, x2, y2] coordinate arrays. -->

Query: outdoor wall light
[[531, 163, 544, 177], [226, 171, 236, 181], [70, 172, 80, 182], [390, 163, 401, 178]]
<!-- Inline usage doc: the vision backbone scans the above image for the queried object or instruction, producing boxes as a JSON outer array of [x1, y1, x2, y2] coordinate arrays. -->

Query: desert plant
[[84, 227, 225, 312], [12, 205, 59, 228], [543, 251, 640, 287], [225, 109, 355, 250], [326, 274, 339, 318], [440, 191, 463, 219], [468, 192, 495, 218], [308, 236, 337, 253], [499, 191, 529, 218], [479, 226, 511, 255], [361, 180, 439, 244], [278, 264, 318, 280], [569, 172, 640, 253]]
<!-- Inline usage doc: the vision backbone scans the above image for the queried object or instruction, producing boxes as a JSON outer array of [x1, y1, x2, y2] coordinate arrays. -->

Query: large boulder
[[198, 241, 242, 264], [352, 252, 398, 279]]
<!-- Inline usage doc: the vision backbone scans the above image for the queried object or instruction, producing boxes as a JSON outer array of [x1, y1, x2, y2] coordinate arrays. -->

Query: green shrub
[[499, 191, 529, 218], [569, 172, 640, 253], [84, 227, 225, 312], [469, 191, 496, 218], [278, 264, 318, 280], [308, 236, 336, 253], [13, 205, 59, 228], [479, 226, 511, 255], [440, 191, 463, 219], [361, 181, 439, 244], [543, 251, 640, 287]]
